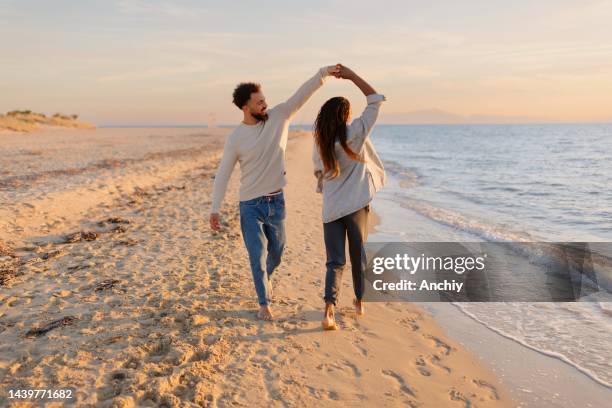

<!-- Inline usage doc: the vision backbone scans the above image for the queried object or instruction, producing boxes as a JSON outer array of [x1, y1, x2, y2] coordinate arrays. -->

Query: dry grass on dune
[[0, 110, 95, 132]]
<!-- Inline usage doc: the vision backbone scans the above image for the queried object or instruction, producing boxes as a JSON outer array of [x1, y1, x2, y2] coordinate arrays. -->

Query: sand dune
[[0, 128, 512, 407], [0, 111, 95, 133]]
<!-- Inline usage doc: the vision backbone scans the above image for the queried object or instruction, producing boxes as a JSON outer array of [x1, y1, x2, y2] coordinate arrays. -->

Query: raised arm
[[348, 93, 385, 144], [341, 66, 377, 97], [273, 65, 339, 119], [337, 65, 385, 151], [210, 138, 238, 230]]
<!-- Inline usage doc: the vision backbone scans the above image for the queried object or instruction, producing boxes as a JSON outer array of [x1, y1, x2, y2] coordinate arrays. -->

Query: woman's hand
[[334, 64, 356, 80]]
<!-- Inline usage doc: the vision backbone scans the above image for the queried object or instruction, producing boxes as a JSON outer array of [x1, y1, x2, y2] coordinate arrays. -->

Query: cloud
[[285, 13, 366, 33], [545, 0, 612, 30], [117, 0, 207, 18], [97, 62, 210, 82], [0, 0, 22, 17], [467, 42, 612, 62], [365, 65, 440, 81]]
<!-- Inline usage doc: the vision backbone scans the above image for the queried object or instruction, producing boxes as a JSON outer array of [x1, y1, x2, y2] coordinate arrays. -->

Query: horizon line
[[98, 121, 612, 128]]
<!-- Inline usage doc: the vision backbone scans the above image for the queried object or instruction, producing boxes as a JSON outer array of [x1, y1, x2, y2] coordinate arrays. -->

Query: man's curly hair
[[232, 82, 261, 109]]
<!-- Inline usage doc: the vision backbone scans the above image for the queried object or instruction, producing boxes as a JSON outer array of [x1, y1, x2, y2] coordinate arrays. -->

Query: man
[[210, 64, 341, 321]]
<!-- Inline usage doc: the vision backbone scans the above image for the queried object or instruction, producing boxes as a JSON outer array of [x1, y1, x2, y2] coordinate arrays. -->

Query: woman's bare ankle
[[354, 298, 364, 316], [322, 302, 337, 330]]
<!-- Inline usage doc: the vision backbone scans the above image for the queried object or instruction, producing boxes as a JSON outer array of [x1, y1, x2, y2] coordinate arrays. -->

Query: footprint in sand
[[416, 352, 453, 376], [350, 337, 369, 357], [316, 360, 362, 378], [429, 354, 452, 373], [123, 355, 141, 370], [342, 360, 362, 377], [473, 378, 500, 400], [396, 315, 422, 331], [384, 302, 405, 313], [381, 369, 416, 397], [415, 356, 432, 376], [304, 385, 341, 401], [423, 333, 453, 356], [449, 388, 474, 407]]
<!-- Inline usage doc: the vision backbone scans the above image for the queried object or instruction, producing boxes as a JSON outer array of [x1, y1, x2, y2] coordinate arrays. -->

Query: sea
[[361, 124, 612, 389]]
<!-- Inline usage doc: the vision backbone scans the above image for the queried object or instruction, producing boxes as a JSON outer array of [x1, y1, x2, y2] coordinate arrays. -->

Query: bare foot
[[321, 303, 338, 330], [257, 305, 274, 321], [354, 298, 365, 316]]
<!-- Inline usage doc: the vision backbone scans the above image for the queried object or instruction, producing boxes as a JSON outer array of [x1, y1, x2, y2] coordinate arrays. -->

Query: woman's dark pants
[[323, 205, 369, 305]]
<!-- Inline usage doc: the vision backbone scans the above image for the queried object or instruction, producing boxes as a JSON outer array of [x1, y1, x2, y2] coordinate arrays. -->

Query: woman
[[313, 65, 386, 330]]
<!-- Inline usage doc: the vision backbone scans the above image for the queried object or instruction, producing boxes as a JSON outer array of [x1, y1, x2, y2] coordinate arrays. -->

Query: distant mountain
[[379, 109, 545, 124]]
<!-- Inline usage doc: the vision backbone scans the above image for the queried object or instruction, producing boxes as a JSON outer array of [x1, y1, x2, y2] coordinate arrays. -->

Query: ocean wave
[[383, 160, 422, 189], [454, 303, 612, 389], [385, 195, 612, 291], [392, 195, 536, 242], [480, 186, 521, 192]]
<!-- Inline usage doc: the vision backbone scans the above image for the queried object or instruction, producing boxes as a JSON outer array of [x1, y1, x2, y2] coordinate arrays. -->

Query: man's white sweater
[[211, 67, 331, 213]]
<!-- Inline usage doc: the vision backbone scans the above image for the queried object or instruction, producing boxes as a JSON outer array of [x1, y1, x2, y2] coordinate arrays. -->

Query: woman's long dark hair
[[314, 97, 363, 179]]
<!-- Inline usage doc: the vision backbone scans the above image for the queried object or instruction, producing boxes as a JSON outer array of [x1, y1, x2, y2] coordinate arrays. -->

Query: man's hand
[[210, 213, 221, 231], [326, 65, 341, 76], [334, 64, 356, 80]]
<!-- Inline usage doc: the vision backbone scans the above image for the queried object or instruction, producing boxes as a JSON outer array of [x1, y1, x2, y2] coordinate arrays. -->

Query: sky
[[1, 0, 612, 125]]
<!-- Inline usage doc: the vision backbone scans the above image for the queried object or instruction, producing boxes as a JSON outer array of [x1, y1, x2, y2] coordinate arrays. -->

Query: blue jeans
[[239, 192, 286, 306]]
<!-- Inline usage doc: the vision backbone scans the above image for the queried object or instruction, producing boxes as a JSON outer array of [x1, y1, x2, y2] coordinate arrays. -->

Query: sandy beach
[[1, 128, 512, 407]]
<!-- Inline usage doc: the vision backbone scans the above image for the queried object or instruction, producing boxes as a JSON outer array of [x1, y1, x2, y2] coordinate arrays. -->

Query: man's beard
[[252, 112, 268, 122]]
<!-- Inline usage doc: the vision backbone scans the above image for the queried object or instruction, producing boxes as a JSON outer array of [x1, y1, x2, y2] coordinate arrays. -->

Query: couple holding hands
[[210, 64, 386, 330]]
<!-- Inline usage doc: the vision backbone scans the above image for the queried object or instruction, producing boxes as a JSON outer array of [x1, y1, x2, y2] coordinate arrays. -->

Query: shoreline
[[1, 127, 513, 406], [425, 302, 612, 407], [370, 185, 612, 407]]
